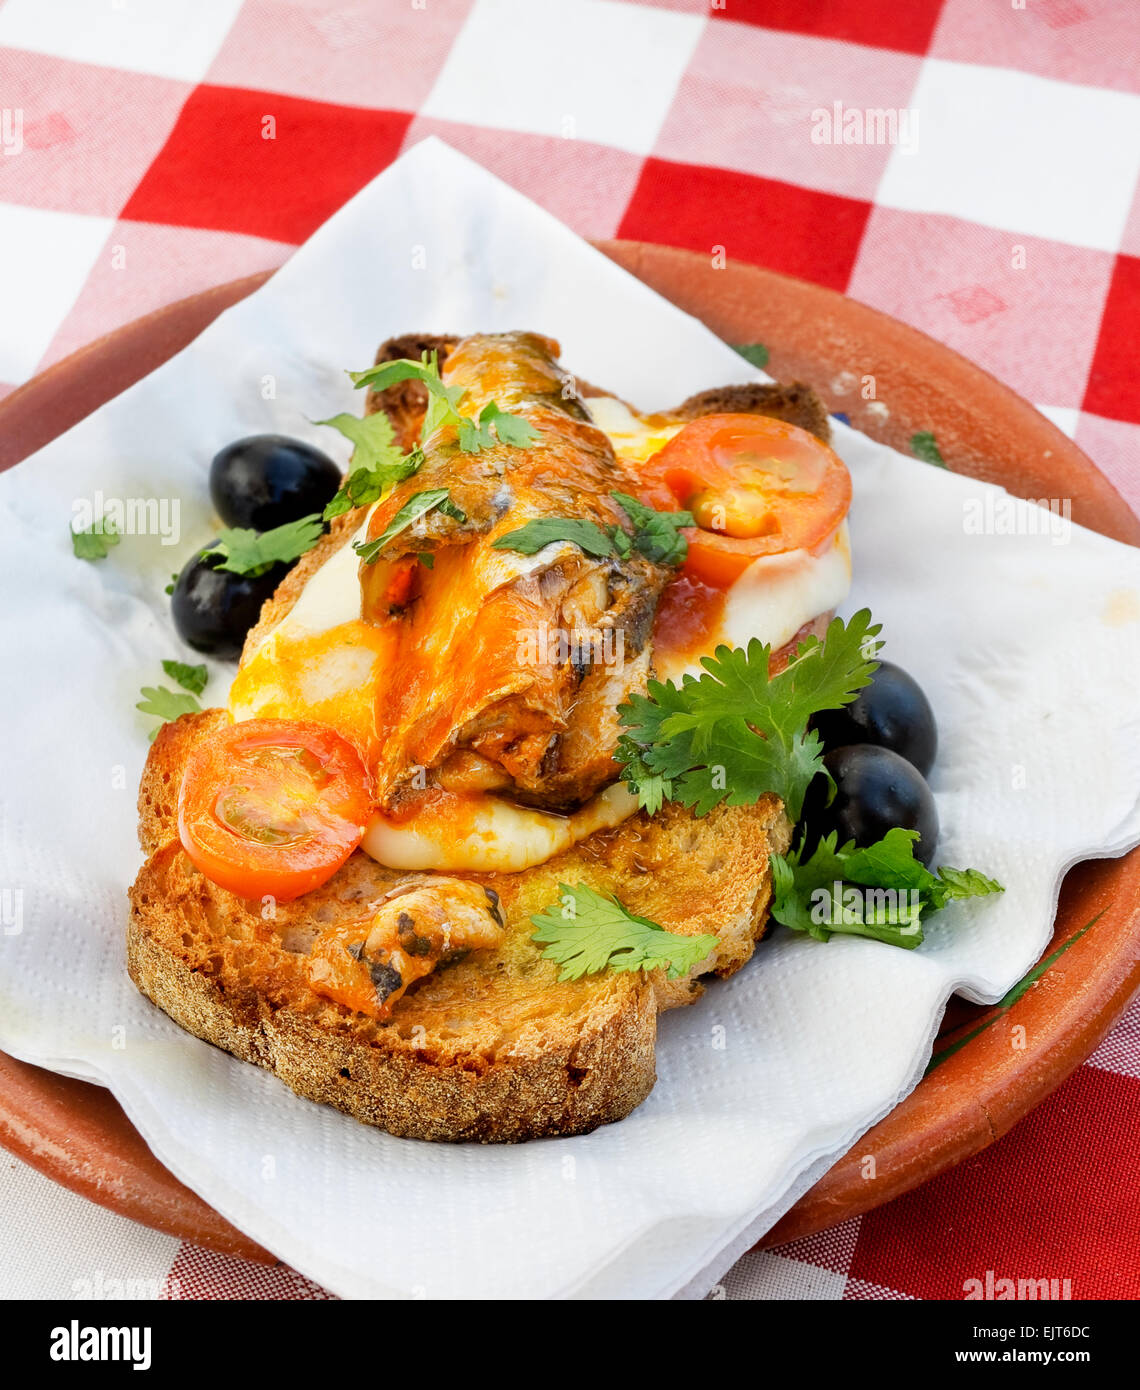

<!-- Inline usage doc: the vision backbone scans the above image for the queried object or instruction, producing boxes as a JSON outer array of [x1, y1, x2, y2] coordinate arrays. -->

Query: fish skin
[[360, 332, 674, 812], [359, 336, 625, 567]]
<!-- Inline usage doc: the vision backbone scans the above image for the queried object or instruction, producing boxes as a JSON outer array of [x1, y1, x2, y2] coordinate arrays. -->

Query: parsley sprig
[[348, 352, 539, 453], [161, 659, 208, 696], [769, 827, 1004, 949], [353, 488, 466, 565], [316, 412, 424, 520], [201, 515, 324, 576], [611, 491, 693, 565], [492, 492, 693, 566], [530, 883, 718, 982], [616, 610, 881, 820], [492, 516, 616, 560], [71, 520, 120, 561], [137, 685, 201, 741]]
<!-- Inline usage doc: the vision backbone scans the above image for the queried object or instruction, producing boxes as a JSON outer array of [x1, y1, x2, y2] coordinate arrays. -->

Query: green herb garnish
[[71, 521, 120, 561], [353, 488, 465, 564], [200, 515, 323, 576], [317, 411, 424, 519], [161, 659, 208, 696], [530, 883, 718, 982], [733, 343, 770, 370], [911, 431, 946, 468], [493, 493, 692, 565], [491, 517, 616, 559], [769, 827, 1003, 949], [610, 491, 693, 566], [617, 610, 881, 820], [137, 685, 201, 741], [348, 352, 537, 453]]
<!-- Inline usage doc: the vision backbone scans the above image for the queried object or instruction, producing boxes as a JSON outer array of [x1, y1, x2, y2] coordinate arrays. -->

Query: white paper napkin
[[1, 139, 1138, 1300]]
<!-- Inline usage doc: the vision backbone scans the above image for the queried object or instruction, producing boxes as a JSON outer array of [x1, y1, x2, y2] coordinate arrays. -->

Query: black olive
[[812, 660, 938, 776], [801, 744, 940, 866], [209, 434, 341, 531], [170, 546, 289, 660]]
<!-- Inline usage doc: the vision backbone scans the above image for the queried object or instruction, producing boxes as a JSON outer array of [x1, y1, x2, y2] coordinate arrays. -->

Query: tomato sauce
[[651, 573, 728, 667]]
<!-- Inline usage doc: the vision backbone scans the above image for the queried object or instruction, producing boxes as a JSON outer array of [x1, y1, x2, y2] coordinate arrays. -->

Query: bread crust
[[128, 714, 788, 1141], [128, 839, 659, 1142]]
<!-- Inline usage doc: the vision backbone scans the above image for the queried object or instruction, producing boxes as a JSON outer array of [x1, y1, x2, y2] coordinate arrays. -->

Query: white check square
[[422, 0, 706, 155], [1034, 405, 1079, 439], [877, 59, 1140, 251], [0, 0, 244, 83], [0, 204, 112, 381]]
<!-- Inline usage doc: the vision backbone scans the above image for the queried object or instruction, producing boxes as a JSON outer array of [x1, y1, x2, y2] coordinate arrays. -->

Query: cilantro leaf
[[768, 827, 1003, 949], [530, 883, 718, 982], [926, 863, 1006, 912], [492, 495, 694, 566], [164, 573, 179, 596], [609, 525, 633, 559], [476, 400, 539, 449], [617, 610, 881, 819], [314, 410, 401, 471], [71, 520, 120, 561], [349, 353, 468, 438], [161, 659, 208, 696], [137, 685, 201, 741], [201, 515, 323, 576], [614, 737, 670, 816], [353, 488, 464, 564], [610, 491, 694, 566], [491, 517, 616, 559], [733, 343, 770, 370], [323, 448, 424, 520], [347, 353, 536, 454], [911, 431, 946, 468], [315, 413, 423, 518]]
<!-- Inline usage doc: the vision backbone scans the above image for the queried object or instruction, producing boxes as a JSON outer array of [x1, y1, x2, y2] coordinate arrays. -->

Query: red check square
[[121, 85, 413, 245], [1083, 253, 1140, 424], [711, 0, 946, 57], [618, 157, 870, 290]]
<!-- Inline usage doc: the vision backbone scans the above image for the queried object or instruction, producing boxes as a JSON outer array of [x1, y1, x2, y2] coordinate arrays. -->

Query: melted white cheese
[[655, 523, 852, 684], [362, 782, 639, 874], [276, 517, 368, 635]]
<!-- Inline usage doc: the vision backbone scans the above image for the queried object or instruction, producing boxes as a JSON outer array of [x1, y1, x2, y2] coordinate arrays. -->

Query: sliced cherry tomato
[[178, 718, 372, 902], [639, 414, 851, 586]]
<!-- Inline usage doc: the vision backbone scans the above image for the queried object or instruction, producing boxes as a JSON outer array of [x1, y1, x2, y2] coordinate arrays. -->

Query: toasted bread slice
[[127, 344, 831, 1141], [129, 712, 788, 1141]]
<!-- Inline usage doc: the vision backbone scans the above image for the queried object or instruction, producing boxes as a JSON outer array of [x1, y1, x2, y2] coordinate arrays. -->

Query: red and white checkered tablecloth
[[0, 0, 1137, 1300]]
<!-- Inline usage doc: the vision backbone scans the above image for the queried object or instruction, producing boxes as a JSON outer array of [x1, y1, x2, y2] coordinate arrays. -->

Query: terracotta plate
[[1, 244, 1137, 1268]]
